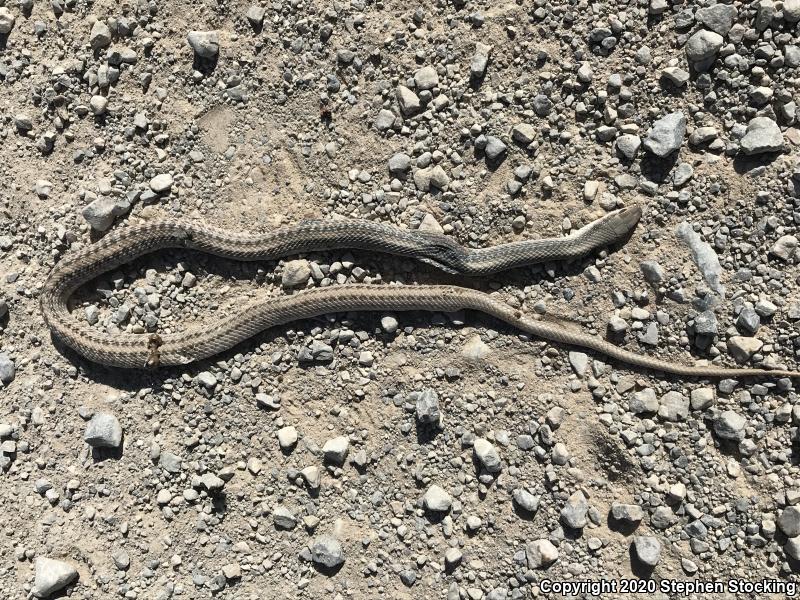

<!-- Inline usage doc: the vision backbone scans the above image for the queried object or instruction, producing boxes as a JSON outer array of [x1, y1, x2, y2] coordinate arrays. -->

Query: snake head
[[607, 205, 642, 236]]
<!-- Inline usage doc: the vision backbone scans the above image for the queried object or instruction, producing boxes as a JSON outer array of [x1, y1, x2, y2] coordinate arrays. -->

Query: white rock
[[33, 558, 78, 598]]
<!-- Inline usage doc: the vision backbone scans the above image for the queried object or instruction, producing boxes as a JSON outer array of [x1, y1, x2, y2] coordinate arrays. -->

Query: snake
[[39, 205, 800, 377]]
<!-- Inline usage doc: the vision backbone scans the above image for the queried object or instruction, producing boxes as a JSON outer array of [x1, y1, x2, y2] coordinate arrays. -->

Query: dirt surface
[[3, 0, 800, 599]]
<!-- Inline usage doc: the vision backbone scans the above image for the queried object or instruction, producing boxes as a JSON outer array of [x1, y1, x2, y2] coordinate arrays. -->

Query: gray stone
[[714, 410, 747, 441], [643, 112, 686, 157], [82, 196, 129, 232], [273, 505, 297, 529], [470, 43, 491, 80], [786, 0, 800, 21], [0, 7, 14, 34], [388, 153, 410, 177], [277, 426, 298, 450], [615, 134, 641, 159], [310, 535, 344, 568], [423, 484, 452, 512], [396, 86, 421, 116], [512, 123, 536, 146], [0, 353, 15, 384], [779, 506, 800, 537], [473, 438, 502, 473], [568, 351, 589, 376], [630, 388, 658, 414], [658, 391, 689, 421], [282, 259, 311, 287], [112, 550, 130, 571], [640, 261, 665, 284], [149, 173, 173, 193], [611, 503, 644, 523], [84, 413, 122, 448], [633, 536, 661, 566], [416, 389, 441, 427], [414, 65, 438, 90], [771, 235, 798, 260], [696, 4, 737, 35], [322, 436, 349, 465], [89, 20, 112, 49], [512, 488, 540, 512], [246, 5, 266, 28], [727, 336, 763, 363], [199, 473, 225, 493], [739, 117, 784, 155], [690, 388, 715, 410], [756, 0, 775, 31], [661, 67, 690, 87], [676, 222, 724, 296], [737, 307, 760, 335], [651, 506, 678, 529], [673, 163, 694, 187], [187, 30, 219, 58], [685, 29, 723, 63], [484, 136, 507, 161], [786, 537, 800, 560], [560, 490, 589, 529], [374, 109, 396, 131], [526, 540, 558, 569], [33, 558, 78, 598]]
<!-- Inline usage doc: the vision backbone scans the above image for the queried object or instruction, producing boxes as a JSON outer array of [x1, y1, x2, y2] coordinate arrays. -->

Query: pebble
[[0, 7, 14, 34], [633, 536, 661, 566], [282, 259, 312, 287], [526, 540, 558, 568], [512, 488, 540, 513], [322, 435, 349, 465], [560, 491, 589, 529], [473, 438, 502, 473], [423, 484, 452, 512], [739, 117, 784, 155], [415, 389, 442, 427], [310, 535, 345, 568], [187, 30, 219, 58], [83, 413, 122, 448], [0, 353, 15, 384], [277, 426, 298, 450], [713, 410, 746, 441], [149, 173, 173, 193], [32, 557, 78, 598], [642, 112, 686, 157]]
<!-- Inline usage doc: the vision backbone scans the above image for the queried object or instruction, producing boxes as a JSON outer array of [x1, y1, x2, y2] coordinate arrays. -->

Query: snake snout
[[609, 205, 642, 236]]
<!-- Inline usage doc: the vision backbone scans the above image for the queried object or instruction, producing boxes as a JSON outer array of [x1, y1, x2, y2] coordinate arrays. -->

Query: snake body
[[40, 206, 800, 377]]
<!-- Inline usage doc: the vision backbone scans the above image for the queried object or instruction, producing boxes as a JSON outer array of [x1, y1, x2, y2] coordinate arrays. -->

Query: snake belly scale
[[39, 206, 800, 377]]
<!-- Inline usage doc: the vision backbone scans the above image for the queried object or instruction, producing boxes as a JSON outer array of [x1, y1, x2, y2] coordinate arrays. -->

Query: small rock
[[310, 535, 344, 568], [423, 484, 452, 512], [713, 410, 747, 441], [277, 426, 298, 450], [740, 117, 784, 155], [611, 503, 644, 523], [771, 235, 798, 260], [685, 29, 723, 65], [633, 536, 661, 566], [658, 391, 689, 421], [396, 86, 421, 117], [84, 413, 122, 448], [414, 65, 438, 90], [149, 173, 173, 193], [526, 540, 558, 569], [473, 438, 501, 473], [89, 20, 112, 49], [779, 506, 800, 537], [643, 112, 686, 157], [187, 30, 219, 58], [0, 7, 15, 34], [727, 336, 763, 363], [0, 354, 15, 385], [282, 259, 311, 287], [416, 389, 442, 427], [560, 490, 589, 529], [512, 488, 540, 513], [33, 558, 78, 598], [322, 436, 349, 465]]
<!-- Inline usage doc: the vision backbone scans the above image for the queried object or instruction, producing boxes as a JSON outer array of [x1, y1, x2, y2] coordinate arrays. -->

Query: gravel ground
[[3, 0, 800, 598]]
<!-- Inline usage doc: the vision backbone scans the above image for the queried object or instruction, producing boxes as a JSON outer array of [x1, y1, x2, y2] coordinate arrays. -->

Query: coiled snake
[[40, 206, 800, 377]]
